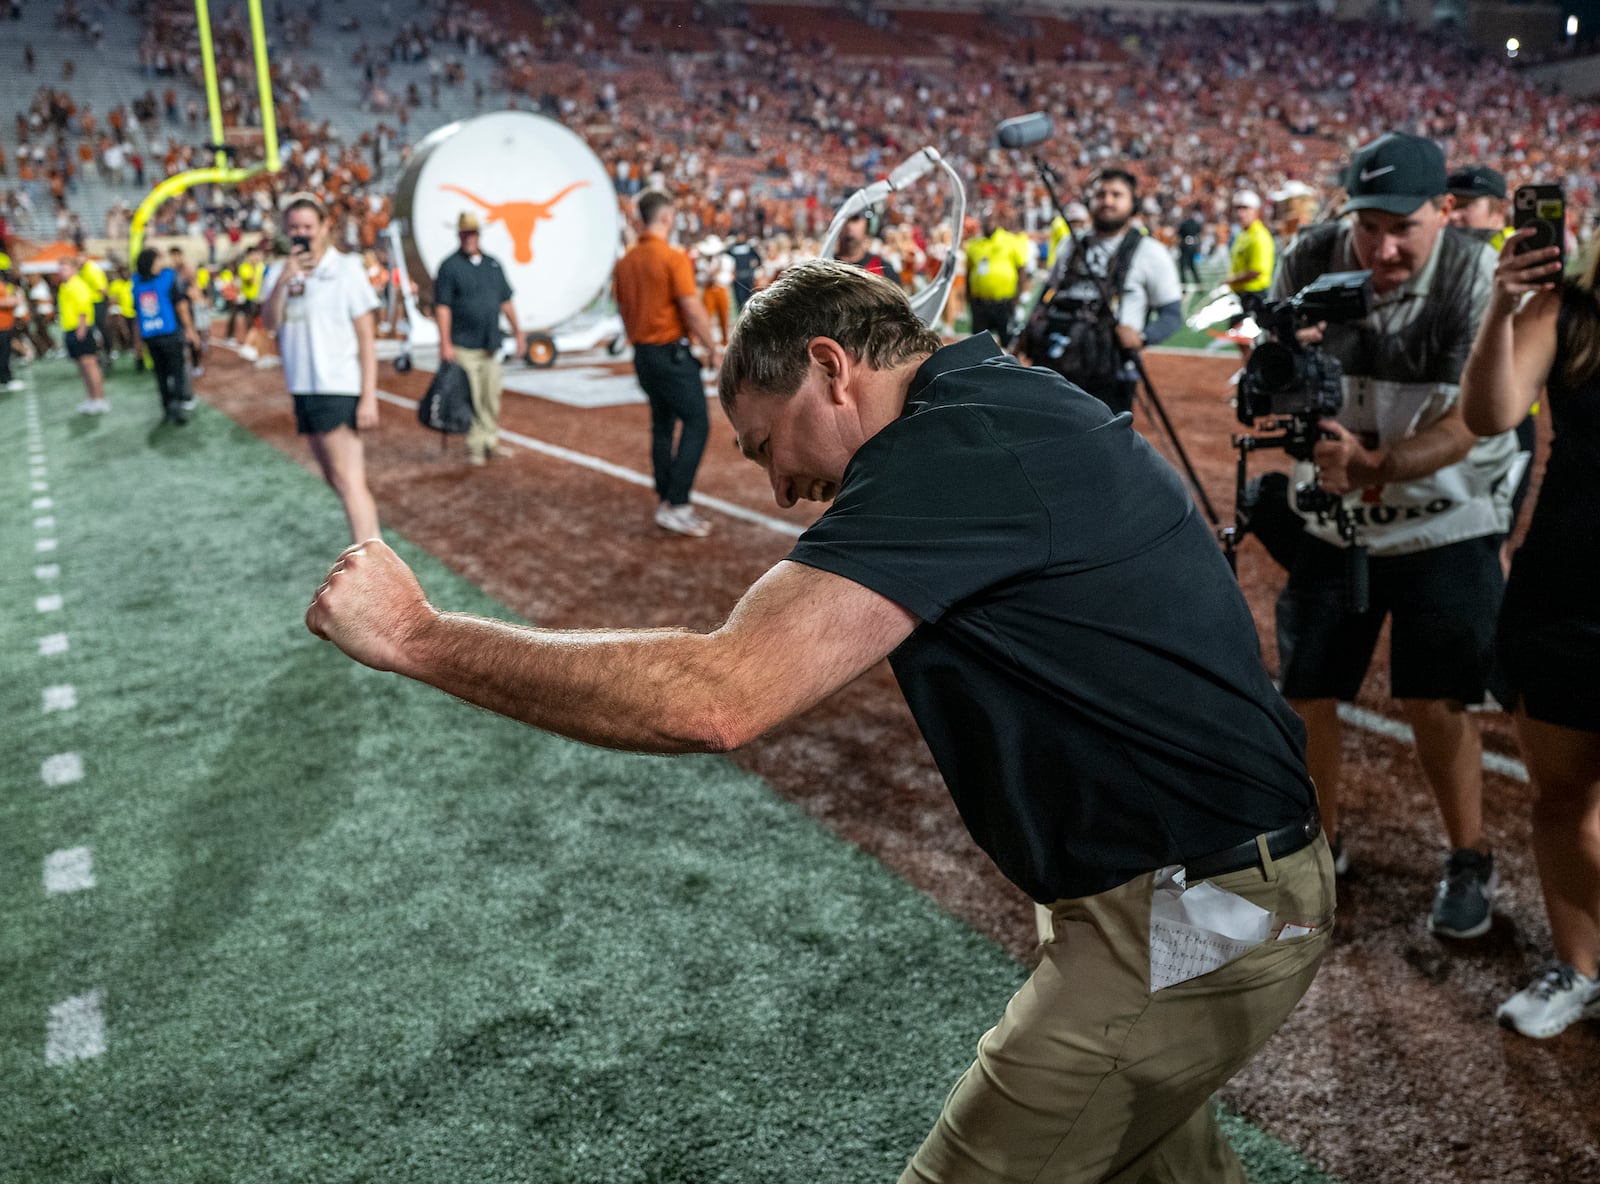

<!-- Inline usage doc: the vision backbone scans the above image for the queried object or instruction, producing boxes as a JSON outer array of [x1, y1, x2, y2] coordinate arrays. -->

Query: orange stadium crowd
[[0, 0, 1595, 330]]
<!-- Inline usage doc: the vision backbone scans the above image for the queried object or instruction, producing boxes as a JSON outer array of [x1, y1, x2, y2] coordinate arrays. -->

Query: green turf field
[[1, 361, 1336, 1183]]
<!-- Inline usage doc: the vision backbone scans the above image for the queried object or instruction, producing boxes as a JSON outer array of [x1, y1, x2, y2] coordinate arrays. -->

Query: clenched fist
[[306, 539, 437, 673]]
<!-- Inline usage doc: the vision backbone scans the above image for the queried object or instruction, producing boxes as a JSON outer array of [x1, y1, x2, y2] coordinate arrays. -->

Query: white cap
[[698, 235, 726, 255], [1063, 201, 1090, 222], [1232, 190, 1262, 210], [1270, 180, 1316, 202]]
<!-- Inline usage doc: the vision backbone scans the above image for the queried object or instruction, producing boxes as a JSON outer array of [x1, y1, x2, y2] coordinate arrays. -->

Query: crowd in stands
[[2, 0, 1596, 338]]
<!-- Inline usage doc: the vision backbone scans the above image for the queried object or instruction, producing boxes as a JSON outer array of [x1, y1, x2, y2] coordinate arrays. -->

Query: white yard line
[[44, 847, 96, 895], [374, 388, 806, 538], [45, 991, 106, 1065], [1337, 703, 1528, 783]]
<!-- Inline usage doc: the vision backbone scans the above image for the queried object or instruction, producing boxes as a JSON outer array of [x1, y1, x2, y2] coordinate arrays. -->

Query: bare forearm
[[400, 613, 736, 753], [1372, 415, 1477, 485], [678, 297, 718, 353], [262, 274, 288, 331], [1459, 307, 1521, 435]]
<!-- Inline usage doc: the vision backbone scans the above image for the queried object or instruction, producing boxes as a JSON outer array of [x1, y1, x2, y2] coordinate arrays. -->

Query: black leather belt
[[1184, 808, 1322, 881]]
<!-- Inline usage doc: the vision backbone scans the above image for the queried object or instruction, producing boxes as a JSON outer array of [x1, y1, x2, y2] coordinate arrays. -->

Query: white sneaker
[[655, 504, 711, 538], [4, 379, 25, 391], [1497, 962, 1600, 1038], [239, 344, 259, 362], [76, 399, 99, 415]]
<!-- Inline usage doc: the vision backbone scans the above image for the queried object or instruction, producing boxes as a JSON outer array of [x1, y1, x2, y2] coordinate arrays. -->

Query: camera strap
[[1049, 230, 1143, 318]]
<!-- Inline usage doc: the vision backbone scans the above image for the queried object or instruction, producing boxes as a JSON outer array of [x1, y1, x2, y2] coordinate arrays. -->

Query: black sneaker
[[1429, 848, 1497, 939]]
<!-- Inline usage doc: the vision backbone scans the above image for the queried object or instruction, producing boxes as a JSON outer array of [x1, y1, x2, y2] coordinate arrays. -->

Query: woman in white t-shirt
[[262, 194, 382, 544]]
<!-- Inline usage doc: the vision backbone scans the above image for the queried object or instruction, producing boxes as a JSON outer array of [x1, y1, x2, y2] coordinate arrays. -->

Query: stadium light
[[1505, 36, 1520, 56], [1567, 15, 1578, 35]]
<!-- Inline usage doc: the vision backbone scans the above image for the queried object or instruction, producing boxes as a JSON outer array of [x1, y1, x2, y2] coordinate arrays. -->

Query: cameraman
[[1020, 168, 1183, 417], [1269, 132, 1517, 939]]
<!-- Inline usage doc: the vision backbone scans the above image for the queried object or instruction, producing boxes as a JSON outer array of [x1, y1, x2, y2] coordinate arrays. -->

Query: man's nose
[[1377, 236, 1403, 261], [769, 470, 796, 509]]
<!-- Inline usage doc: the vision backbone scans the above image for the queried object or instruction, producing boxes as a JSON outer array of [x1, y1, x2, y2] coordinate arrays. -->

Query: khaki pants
[[902, 836, 1334, 1184], [455, 346, 502, 458]]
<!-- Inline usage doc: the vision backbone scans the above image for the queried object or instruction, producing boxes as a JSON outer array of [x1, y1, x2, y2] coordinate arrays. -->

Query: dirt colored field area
[[197, 338, 1599, 1184]]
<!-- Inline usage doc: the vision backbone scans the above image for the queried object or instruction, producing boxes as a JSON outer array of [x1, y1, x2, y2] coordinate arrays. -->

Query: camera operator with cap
[[434, 210, 525, 466], [1020, 167, 1183, 417], [1269, 131, 1518, 939]]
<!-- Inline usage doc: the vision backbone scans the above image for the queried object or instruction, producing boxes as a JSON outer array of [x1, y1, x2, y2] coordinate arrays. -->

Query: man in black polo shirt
[[306, 260, 1333, 1183], [434, 211, 526, 465]]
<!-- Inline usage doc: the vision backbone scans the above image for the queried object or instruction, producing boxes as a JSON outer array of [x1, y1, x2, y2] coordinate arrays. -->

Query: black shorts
[[1276, 534, 1503, 703], [293, 394, 360, 435], [66, 329, 99, 359], [1493, 550, 1600, 733]]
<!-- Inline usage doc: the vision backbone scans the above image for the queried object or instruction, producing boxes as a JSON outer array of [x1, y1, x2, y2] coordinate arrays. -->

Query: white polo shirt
[[266, 248, 379, 396]]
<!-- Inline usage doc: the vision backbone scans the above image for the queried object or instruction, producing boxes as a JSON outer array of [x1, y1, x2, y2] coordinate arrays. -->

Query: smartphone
[[290, 234, 312, 253], [1512, 184, 1564, 273]]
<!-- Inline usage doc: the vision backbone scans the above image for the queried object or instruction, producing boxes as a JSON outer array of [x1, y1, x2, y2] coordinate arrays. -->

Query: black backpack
[[418, 362, 473, 440], [1024, 231, 1143, 391]]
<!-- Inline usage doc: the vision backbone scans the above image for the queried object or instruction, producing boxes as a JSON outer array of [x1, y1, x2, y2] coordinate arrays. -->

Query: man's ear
[[807, 336, 853, 405]]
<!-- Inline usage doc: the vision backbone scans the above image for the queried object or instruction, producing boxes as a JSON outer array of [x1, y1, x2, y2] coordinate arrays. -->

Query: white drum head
[[397, 111, 620, 331]]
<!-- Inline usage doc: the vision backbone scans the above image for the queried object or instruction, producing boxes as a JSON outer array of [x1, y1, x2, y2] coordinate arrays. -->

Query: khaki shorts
[[901, 836, 1335, 1184]]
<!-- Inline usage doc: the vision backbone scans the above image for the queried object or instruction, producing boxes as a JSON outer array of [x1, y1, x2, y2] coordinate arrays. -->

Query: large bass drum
[[394, 111, 621, 335]]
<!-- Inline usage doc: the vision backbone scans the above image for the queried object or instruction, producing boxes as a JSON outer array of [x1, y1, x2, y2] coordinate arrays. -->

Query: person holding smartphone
[[1460, 219, 1600, 1038], [262, 193, 382, 543]]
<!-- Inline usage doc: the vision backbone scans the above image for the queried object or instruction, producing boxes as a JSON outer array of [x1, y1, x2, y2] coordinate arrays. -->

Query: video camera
[[1229, 269, 1374, 612], [1236, 270, 1372, 438]]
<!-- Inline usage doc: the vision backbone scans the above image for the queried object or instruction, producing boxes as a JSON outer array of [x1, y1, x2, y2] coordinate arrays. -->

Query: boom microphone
[[996, 112, 1053, 150], [888, 147, 941, 190]]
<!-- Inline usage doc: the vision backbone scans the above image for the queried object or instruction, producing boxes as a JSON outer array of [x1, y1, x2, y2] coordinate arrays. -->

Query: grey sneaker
[[1497, 962, 1600, 1038], [1429, 848, 1497, 938]]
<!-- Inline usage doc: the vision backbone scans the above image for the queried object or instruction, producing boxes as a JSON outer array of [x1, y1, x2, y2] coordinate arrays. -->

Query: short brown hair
[[636, 188, 673, 227], [718, 259, 942, 413], [283, 192, 327, 221]]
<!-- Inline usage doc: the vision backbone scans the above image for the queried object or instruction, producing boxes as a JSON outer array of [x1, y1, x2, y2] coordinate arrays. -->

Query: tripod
[[1031, 157, 1222, 532]]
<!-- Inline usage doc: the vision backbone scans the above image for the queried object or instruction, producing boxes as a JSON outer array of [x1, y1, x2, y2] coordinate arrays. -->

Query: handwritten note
[[1148, 866, 1272, 992]]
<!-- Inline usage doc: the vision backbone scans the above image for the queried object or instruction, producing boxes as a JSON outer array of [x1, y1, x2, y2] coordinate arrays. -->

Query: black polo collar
[[906, 333, 1005, 401]]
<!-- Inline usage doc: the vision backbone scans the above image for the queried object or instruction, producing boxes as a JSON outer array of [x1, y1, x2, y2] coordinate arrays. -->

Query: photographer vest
[[1025, 230, 1142, 392], [1274, 221, 1518, 557]]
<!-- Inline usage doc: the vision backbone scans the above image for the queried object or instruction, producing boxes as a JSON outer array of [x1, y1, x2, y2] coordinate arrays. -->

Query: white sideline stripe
[[42, 685, 77, 713], [35, 594, 63, 613], [44, 847, 95, 894], [41, 752, 84, 786], [35, 564, 60, 581], [1336, 703, 1529, 783], [31, 480, 48, 492], [35, 515, 55, 531], [45, 991, 106, 1065], [32, 496, 52, 510], [36, 538, 58, 553], [32, 466, 48, 478], [38, 632, 70, 656], [374, 388, 806, 538]]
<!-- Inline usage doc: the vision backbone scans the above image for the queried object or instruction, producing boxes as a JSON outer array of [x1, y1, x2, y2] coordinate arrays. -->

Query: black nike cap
[[1446, 164, 1507, 201], [1341, 132, 1448, 216]]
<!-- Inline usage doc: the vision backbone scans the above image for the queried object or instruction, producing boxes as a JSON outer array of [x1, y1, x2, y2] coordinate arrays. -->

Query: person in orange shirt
[[695, 235, 733, 346], [612, 189, 722, 538]]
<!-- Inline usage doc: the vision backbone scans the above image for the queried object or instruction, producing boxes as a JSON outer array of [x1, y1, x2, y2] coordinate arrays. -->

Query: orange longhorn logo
[[440, 182, 590, 264]]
